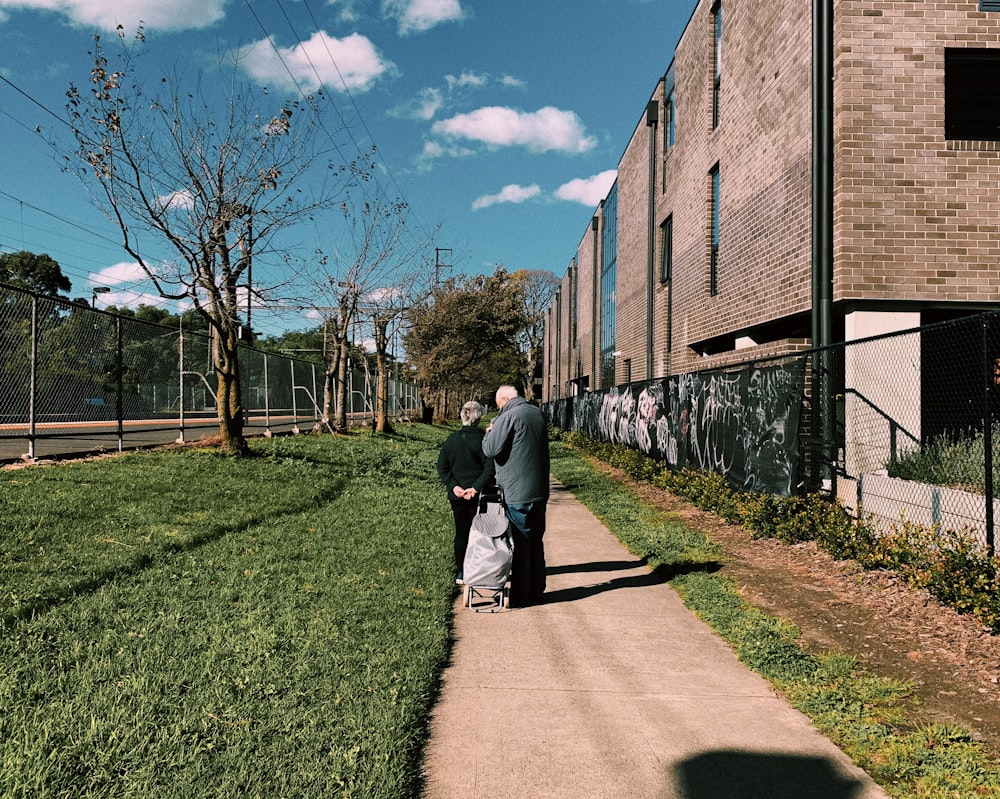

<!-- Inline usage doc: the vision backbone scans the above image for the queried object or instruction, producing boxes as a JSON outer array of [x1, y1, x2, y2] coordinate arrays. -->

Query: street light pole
[[91, 286, 111, 308]]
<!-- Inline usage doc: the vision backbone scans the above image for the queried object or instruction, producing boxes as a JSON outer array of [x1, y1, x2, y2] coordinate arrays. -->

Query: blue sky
[[0, 0, 693, 335]]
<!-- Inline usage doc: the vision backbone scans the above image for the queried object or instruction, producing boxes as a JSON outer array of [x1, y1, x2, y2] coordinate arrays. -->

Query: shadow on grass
[[2, 474, 350, 629]]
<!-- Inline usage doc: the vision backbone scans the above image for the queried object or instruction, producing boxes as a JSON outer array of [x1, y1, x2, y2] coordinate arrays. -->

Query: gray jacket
[[481, 396, 550, 504]]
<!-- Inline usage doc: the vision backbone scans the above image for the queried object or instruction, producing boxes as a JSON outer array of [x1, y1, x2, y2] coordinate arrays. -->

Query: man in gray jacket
[[482, 385, 550, 605]]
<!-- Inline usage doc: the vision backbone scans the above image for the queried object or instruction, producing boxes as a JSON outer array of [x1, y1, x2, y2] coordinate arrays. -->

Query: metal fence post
[[177, 318, 186, 443], [115, 315, 124, 452], [263, 352, 271, 436], [290, 359, 299, 434], [27, 295, 38, 460], [983, 317, 995, 556]]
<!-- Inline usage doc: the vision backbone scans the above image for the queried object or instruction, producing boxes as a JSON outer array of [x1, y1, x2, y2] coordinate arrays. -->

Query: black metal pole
[[811, 0, 835, 493], [983, 318, 995, 556], [115, 316, 124, 452], [27, 296, 37, 460], [646, 100, 658, 382]]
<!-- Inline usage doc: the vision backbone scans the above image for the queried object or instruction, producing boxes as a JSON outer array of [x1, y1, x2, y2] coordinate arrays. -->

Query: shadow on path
[[673, 751, 866, 799], [541, 559, 721, 605]]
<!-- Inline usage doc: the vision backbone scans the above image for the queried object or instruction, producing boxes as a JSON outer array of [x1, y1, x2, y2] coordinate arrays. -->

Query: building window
[[712, 2, 722, 130], [600, 183, 619, 387], [660, 215, 673, 283], [569, 259, 578, 344], [662, 70, 675, 193], [709, 164, 720, 296], [945, 48, 1000, 140], [664, 90, 675, 151], [981, 1, 1000, 11]]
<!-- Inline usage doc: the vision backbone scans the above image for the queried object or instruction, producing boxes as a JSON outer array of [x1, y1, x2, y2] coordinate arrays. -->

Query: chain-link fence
[[0, 286, 421, 462], [546, 311, 1000, 555], [823, 313, 1000, 555]]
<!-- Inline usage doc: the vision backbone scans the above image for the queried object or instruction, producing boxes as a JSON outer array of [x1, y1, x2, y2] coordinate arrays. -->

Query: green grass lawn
[[4, 426, 999, 798], [0, 426, 456, 798]]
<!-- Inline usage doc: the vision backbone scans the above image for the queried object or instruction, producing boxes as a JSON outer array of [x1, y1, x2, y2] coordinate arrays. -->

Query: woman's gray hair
[[460, 401, 484, 426]]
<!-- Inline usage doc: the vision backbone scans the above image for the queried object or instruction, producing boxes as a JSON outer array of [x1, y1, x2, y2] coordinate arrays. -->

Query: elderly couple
[[436, 385, 549, 607]]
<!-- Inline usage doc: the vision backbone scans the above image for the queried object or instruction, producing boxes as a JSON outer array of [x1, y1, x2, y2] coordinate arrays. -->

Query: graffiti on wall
[[546, 358, 805, 497]]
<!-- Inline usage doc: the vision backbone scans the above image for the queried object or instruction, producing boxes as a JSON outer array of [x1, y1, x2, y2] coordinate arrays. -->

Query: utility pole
[[434, 247, 452, 284]]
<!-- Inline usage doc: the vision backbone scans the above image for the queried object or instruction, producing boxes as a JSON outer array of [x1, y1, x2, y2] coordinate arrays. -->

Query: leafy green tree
[[0, 251, 72, 296], [404, 267, 528, 421]]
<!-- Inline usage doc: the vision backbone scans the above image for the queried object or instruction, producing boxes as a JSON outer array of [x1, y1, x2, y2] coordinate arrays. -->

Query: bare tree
[[298, 187, 431, 433], [57, 31, 351, 454], [363, 282, 417, 434], [511, 269, 560, 402]]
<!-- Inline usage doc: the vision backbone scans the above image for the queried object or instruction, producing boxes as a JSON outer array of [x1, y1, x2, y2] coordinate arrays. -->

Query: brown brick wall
[[616, 116, 655, 383], [541, 0, 1000, 402], [835, 1, 1000, 303], [574, 220, 600, 391], [660, 0, 814, 375]]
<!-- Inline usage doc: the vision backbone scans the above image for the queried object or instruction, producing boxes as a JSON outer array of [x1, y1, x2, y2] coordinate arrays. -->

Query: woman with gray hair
[[436, 400, 496, 584]]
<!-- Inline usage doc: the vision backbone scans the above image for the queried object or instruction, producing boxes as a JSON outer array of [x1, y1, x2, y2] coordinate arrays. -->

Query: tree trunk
[[334, 337, 350, 431], [213, 328, 247, 455], [315, 345, 338, 434], [373, 319, 393, 434]]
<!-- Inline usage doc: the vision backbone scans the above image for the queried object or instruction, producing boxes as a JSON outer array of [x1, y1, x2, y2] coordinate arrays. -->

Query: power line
[[264, 0, 437, 250], [0, 189, 122, 249], [298, 0, 425, 219], [0, 73, 68, 128]]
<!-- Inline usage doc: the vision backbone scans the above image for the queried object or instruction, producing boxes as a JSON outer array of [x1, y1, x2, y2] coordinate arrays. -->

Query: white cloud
[[421, 140, 446, 160], [156, 189, 195, 212], [327, 0, 361, 24], [382, 0, 466, 35], [394, 71, 522, 122], [431, 106, 596, 155], [389, 87, 443, 121], [0, 0, 227, 32], [444, 70, 487, 91], [238, 31, 395, 93], [472, 183, 541, 211], [418, 138, 475, 163], [554, 170, 618, 206], [91, 261, 148, 286]]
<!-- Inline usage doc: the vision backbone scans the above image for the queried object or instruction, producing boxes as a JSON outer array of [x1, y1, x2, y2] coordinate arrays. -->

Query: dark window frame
[[660, 215, 673, 283], [711, 2, 722, 130], [709, 164, 720, 296], [944, 47, 1000, 141]]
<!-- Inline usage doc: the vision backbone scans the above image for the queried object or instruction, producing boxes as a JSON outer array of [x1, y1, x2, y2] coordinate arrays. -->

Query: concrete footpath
[[419, 479, 890, 799]]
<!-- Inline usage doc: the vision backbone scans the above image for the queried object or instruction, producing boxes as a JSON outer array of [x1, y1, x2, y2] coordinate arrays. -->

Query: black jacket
[[437, 425, 496, 501]]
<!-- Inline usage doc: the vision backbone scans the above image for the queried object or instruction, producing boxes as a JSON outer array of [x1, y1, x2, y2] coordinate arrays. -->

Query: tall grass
[[0, 426, 455, 799], [888, 427, 1000, 494]]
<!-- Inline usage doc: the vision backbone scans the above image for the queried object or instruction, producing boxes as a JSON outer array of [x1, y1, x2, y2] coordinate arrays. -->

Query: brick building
[[543, 0, 1000, 402]]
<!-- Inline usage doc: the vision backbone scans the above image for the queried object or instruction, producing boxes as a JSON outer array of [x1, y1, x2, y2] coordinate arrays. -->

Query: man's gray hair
[[460, 401, 484, 426], [495, 385, 519, 404]]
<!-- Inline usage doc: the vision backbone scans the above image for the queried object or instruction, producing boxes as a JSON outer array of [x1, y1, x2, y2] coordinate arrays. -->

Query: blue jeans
[[505, 500, 547, 605]]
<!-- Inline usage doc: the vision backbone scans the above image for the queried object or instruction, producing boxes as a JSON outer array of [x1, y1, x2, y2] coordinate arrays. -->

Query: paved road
[[0, 415, 307, 462]]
